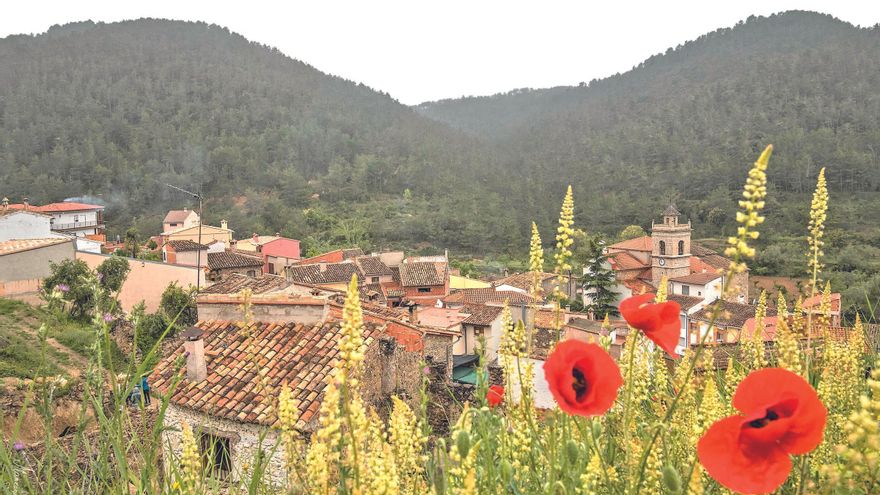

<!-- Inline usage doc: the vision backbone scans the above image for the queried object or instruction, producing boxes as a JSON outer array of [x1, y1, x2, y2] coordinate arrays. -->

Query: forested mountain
[[0, 19, 516, 254], [417, 11, 880, 237], [2, 13, 880, 267]]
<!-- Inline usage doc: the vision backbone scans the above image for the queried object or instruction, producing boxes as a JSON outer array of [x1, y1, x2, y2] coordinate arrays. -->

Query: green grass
[[0, 297, 125, 379]]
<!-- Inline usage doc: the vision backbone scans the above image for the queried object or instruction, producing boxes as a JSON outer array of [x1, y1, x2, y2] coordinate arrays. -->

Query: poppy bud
[[500, 460, 513, 481], [565, 439, 579, 463], [591, 420, 602, 438], [662, 464, 682, 493], [455, 430, 470, 458]]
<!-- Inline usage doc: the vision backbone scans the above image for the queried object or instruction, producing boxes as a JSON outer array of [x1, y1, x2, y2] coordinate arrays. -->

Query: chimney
[[318, 261, 327, 272], [252, 232, 259, 244], [1, 197, 8, 211], [183, 207, 188, 212], [220, 219, 228, 230], [22, 197, 29, 210], [181, 327, 207, 382]]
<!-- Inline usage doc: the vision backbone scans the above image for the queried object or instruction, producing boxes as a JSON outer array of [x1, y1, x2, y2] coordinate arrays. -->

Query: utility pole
[[165, 183, 204, 292]]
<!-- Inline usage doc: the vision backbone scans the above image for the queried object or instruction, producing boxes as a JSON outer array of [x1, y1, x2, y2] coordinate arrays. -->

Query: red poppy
[[697, 368, 827, 494], [619, 293, 680, 358], [543, 340, 622, 417], [487, 384, 504, 407]]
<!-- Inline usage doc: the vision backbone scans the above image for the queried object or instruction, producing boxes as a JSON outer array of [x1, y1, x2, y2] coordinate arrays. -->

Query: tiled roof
[[9, 201, 105, 212], [609, 236, 652, 252], [609, 251, 649, 271], [355, 256, 393, 277], [530, 327, 557, 360], [663, 204, 681, 216], [691, 300, 777, 329], [495, 272, 555, 292], [668, 294, 705, 311], [444, 288, 534, 306], [286, 262, 364, 285], [342, 248, 365, 260], [691, 244, 732, 270], [417, 307, 467, 330], [622, 278, 655, 295], [390, 266, 401, 285], [199, 273, 293, 295], [399, 262, 446, 287], [460, 305, 504, 326], [0, 237, 71, 256], [207, 251, 263, 270], [360, 284, 387, 305], [0, 208, 51, 218], [670, 272, 722, 285], [166, 240, 207, 252], [151, 319, 384, 429], [163, 210, 195, 224], [802, 293, 842, 313]]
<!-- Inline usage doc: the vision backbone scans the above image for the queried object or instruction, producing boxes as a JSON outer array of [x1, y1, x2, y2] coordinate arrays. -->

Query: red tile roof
[[667, 294, 705, 311], [399, 261, 447, 287], [286, 262, 364, 285], [609, 236, 652, 252], [151, 319, 385, 430], [802, 293, 842, 313], [10, 201, 104, 212], [460, 305, 504, 326], [495, 272, 556, 292], [609, 251, 649, 271], [443, 288, 535, 306], [207, 251, 263, 270], [165, 240, 207, 252]]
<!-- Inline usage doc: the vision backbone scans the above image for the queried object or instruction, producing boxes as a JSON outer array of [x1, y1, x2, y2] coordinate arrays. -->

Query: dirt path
[[17, 314, 87, 378]]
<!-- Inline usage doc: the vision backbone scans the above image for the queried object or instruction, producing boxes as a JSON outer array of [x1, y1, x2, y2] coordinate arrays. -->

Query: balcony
[[51, 220, 104, 231]]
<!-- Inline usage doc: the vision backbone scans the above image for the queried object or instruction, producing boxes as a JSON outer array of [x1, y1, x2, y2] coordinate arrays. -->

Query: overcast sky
[[3, 1, 879, 104]]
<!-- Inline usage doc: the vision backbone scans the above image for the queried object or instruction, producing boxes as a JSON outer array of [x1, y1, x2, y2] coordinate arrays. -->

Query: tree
[[124, 227, 140, 258], [580, 238, 619, 318], [618, 225, 647, 242], [160, 282, 197, 329], [42, 259, 97, 319], [96, 256, 130, 294]]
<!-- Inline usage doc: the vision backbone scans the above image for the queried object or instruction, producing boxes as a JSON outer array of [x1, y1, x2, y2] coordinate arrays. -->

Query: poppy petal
[[698, 416, 792, 494], [543, 340, 622, 417], [733, 368, 827, 454]]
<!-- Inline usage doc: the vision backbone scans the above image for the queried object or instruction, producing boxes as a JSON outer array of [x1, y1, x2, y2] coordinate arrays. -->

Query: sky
[[2, 1, 879, 105]]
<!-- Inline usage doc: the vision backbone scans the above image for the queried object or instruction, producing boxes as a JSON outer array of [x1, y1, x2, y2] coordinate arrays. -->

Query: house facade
[[162, 240, 208, 267], [163, 209, 200, 233], [152, 318, 423, 486], [0, 238, 75, 303], [206, 251, 263, 281], [161, 220, 233, 245]]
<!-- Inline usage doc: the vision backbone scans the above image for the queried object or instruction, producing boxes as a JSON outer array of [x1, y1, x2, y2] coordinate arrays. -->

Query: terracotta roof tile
[[165, 240, 207, 252], [609, 236, 652, 252], [495, 272, 555, 291], [398, 262, 446, 287], [460, 305, 504, 326], [670, 272, 722, 285], [355, 256, 393, 277], [0, 237, 71, 256], [286, 262, 364, 285], [667, 294, 705, 311], [692, 300, 777, 329], [153, 319, 385, 430], [609, 251, 649, 271], [199, 273, 293, 294], [163, 210, 195, 224], [444, 288, 534, 306], [207, 251, 263, 270]]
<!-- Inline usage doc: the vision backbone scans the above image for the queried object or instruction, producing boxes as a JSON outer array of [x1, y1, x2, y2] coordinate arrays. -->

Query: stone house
[[206, 251, 263, 281], [151, 318, 423, 486]]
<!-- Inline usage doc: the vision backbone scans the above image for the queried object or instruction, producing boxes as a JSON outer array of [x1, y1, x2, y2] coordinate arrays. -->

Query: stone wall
[[423, 333, 454, 380], [163, 403, 289, 488], [196, 300, 327, 325]]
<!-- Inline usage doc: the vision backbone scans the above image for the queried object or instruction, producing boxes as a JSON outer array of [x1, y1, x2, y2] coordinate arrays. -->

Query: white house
[[163, 208, 200, 233], [0, 205, 101, 253]]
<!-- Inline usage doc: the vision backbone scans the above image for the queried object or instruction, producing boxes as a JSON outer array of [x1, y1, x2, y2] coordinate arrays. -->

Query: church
[[605, 204, 749, 306]]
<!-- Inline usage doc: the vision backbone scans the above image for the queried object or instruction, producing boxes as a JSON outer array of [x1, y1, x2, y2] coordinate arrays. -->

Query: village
[[1, 195, 871, 486]]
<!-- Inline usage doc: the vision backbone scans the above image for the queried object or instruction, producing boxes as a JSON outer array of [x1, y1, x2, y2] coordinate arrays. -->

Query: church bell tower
[[651, 204, 692, 286]]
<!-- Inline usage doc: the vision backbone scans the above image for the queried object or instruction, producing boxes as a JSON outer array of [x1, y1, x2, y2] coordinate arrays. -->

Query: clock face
[[658, 258, 666, 266]]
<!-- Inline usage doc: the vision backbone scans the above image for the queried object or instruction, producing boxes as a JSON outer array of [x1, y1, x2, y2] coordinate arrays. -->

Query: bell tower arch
[[651, 204, 692, 286]]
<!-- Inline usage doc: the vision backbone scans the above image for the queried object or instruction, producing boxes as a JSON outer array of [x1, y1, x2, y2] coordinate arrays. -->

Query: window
[[681, 284, 690, 296], [371, 276, 380, 283], [246, 270, 256, 277], [268, 264, 275, 275], [418, 287, 431, 293], [678, 240, 684, 255], [659, 241, 666, 255], [74, 215, 79, 223], [199, 433, 231, 479]]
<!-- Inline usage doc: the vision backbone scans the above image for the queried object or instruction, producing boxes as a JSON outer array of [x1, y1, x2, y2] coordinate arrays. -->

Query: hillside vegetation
[[1, 13, 880, 263]]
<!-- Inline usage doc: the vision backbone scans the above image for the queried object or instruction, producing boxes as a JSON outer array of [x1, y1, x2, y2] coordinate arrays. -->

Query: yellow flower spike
[[724, 145, 771, 290], [529, 222, 545, 299], [179, 422, 202, 493], [655, 276, 668, 303], [553, 185, 575, 277], [807, 167, 829, 280]]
